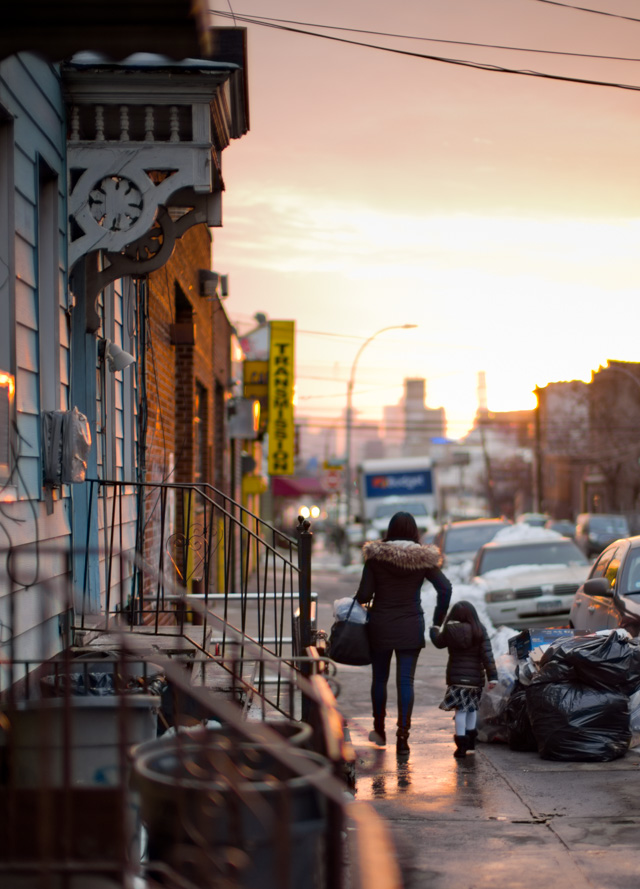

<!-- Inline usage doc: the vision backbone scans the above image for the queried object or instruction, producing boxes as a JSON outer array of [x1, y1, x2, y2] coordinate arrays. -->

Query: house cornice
[[60, 37, 248, 330]]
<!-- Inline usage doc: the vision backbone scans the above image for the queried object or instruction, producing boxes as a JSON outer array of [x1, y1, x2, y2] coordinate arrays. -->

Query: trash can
[[132, 731, 329, 889], [3, 694, 159, 786]]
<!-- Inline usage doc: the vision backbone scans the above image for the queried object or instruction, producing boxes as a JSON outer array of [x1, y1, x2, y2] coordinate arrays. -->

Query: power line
[[213, 8, 640, 62], [531, 0, 640, 25], [210, 9, 640, 92], [297, 329, 367, 340]]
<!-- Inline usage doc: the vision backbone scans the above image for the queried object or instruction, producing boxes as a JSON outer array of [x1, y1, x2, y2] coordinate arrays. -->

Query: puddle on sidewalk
[[354, 740, 487, 810]]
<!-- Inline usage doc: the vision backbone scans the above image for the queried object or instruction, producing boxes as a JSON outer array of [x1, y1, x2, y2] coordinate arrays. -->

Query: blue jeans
[[370, 648, 421, 733]]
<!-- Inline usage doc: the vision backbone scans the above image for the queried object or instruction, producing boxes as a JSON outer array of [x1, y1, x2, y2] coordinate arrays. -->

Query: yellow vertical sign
[[267, 320, 295, 476]]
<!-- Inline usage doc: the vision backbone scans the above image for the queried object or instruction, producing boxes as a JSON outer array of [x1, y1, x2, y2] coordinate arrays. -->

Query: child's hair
[[384, 512, 420, 544], [445, 600, 484, 642]]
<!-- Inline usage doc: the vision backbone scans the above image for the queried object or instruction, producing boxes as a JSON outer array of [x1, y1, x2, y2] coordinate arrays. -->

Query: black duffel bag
[[327, 598, 371, 666]]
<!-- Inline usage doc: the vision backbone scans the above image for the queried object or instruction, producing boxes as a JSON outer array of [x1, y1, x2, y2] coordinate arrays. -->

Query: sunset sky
[[212, 1, 640, 439]]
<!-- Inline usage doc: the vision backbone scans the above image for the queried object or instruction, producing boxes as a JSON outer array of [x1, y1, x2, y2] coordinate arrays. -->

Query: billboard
[[364, 469, 433, 499]]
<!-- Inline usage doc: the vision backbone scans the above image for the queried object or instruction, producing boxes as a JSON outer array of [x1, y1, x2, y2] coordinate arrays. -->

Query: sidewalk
[[311, 552, 640, 889]]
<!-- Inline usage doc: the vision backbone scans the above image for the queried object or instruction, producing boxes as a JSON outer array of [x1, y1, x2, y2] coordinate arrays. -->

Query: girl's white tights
[[454, 709, 477, 735]]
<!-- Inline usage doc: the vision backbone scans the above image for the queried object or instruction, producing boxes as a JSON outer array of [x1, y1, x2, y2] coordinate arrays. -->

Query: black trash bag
[[41, 671, 117, 696], [539, 632, 640, 694], [526, 681, 630, 762], [504, 685, 538, 752]]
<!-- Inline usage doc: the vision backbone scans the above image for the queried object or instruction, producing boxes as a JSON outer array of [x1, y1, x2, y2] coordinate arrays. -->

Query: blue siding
[[14, 189, 35, 242], [0, 52, 70, 677]]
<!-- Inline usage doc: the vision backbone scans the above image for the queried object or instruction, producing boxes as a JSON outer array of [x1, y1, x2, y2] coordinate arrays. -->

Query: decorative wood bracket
[[83, 192, 221, 332]]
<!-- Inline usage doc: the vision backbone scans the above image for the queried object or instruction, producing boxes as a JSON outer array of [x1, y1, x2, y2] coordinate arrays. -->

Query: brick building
[[146, 225, 231, 493]]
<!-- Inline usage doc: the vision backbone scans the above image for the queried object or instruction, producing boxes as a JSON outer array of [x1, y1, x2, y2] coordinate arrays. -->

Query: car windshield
[[445, 524, 508, 554], [477, 541, 587, 574], [589, 516, 629, 534], [374, 502, 428, 519], [519, 514, 548, 527]]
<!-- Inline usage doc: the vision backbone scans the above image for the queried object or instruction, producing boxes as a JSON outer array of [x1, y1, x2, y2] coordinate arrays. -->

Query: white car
[[365, 499, 435, 541], [471, 536, 590, 627]]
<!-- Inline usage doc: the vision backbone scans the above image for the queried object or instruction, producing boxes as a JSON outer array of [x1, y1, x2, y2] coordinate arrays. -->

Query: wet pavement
[[312, 550, 640, 889]]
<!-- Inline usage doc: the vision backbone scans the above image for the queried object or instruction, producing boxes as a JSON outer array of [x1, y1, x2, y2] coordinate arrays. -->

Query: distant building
[[534, 379, 589, 519], [403, 379, 446, 457], [457, 408, 535, 518], [535, 361, 640, 527], [382, 403, 404, 457]]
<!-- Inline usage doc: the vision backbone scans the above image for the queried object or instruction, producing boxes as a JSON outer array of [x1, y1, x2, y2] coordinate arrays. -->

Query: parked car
[[544, 518, 576, 539], [471, 536, 590, 627], [516, 512, 551, 528], [433, 518, 511, 567], [570, 535, 640, 632], [574, 513, 630, 558]]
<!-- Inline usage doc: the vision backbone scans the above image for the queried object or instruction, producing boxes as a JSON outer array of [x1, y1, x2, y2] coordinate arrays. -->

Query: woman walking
[[429, 600, 497, 757], [356, 512, 452, 756]]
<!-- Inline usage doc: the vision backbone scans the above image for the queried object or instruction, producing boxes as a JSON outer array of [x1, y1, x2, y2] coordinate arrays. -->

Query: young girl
[[430, 600, 497, 758]]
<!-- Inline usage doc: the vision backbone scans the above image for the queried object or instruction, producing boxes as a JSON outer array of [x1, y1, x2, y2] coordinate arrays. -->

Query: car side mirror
[[583, 577, 614, 598]]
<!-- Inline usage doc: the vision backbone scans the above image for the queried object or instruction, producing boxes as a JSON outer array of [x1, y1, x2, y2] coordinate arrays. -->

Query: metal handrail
[[76, 479, 313, 709]]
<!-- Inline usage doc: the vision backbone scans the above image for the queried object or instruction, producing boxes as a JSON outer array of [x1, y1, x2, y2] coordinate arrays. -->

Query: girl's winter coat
[[356, 540, 452, 651], [429, 620, 498, 687]]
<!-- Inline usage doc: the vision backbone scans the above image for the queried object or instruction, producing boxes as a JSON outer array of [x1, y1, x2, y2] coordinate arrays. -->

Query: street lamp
[[342, 324, 418, 565]]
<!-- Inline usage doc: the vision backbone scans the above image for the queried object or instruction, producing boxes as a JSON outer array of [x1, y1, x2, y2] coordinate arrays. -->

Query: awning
[[1, 0, 213, 62], [271, 477, 327, 499]]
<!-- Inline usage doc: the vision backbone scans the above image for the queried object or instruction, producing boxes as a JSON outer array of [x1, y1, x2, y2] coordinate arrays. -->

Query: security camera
[[102, 339, 135, 373]]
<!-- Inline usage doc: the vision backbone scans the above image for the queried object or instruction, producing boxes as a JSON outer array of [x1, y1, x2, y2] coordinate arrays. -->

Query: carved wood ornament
[[63, 59, 246, 332]]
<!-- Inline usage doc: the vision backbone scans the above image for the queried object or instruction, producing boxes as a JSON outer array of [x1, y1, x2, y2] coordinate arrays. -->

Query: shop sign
[[267, 321, 295, 476]]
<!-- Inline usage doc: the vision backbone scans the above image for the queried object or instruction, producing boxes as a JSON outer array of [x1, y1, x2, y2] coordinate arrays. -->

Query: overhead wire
[[210, 8, 640, 92], [530, 0, 640, 24], [213, 8, 640, 62]]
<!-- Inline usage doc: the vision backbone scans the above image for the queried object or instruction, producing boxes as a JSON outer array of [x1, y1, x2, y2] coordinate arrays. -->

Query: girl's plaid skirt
[[439, 684, 483, 712]]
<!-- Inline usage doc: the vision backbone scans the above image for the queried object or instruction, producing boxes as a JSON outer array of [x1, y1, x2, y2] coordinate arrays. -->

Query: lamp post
[[342, 324, 418, 565]]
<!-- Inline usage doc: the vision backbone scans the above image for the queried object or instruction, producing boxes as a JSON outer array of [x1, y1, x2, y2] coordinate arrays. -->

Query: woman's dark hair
[[384, 512, 420, 544], [445, 600, 484, 642]]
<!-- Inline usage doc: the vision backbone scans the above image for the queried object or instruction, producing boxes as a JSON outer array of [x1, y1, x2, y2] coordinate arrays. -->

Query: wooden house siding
[[0, 53, 70, 685]]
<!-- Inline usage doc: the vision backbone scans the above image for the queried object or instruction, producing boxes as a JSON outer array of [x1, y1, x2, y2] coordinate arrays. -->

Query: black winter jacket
[[429, 620, 498, 687], [356, 540, 452, 651]]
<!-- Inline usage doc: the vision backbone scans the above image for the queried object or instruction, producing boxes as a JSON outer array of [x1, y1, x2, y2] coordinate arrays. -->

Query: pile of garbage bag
[[479, 629, 640, 762]]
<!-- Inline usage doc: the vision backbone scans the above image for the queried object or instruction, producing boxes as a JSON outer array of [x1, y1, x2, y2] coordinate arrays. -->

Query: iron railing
[[74, 479, 316, 716]]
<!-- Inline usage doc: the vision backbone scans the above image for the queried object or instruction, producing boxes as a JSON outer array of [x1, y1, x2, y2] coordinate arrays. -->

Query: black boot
[[396, 730, 410, 756], [369, 718, 386, 747], [466, 729, 478, 752], [453, 734, 469, 758]]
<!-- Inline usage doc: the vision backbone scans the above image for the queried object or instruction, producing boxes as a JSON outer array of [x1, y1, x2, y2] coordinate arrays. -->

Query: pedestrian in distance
[[430, 600, 498, 758], [356, 511, 452, 756]]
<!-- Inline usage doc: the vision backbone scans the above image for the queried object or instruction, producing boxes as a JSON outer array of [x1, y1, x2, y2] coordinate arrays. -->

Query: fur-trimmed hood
[[362, 539, 443, 571]]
